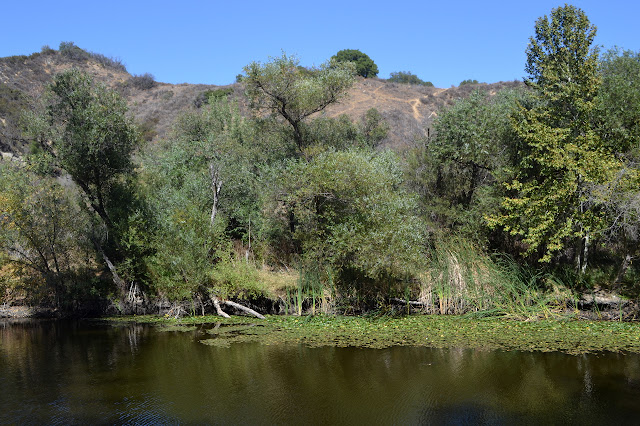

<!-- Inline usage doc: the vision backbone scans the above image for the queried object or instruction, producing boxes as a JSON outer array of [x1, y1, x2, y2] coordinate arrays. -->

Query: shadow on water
[[1, 319, 639, 424]]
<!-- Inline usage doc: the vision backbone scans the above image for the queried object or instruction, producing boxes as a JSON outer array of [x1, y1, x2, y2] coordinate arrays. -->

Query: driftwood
[[223, 300, 266, 320], [210, 295, 231, 318]]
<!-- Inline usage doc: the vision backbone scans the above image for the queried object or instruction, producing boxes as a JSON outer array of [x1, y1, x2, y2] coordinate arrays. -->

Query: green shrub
[[388, 71, 433, 86]]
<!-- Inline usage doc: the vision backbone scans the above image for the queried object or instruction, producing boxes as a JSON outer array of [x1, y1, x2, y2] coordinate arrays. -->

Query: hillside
[[0, 46, 522, 154]]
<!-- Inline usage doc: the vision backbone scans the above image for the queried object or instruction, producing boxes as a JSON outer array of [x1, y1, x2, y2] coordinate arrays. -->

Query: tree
[[266, 149, 425, 301], [243, 53, 355, 153], [409, 89, 528, 241], [487, 5, 621, 269], [388, 71, 433, 86], [27, 69, 140, 294], [596, 48, 640, 155], [331, 49, 379, 78], [0, 162, 92, 306]]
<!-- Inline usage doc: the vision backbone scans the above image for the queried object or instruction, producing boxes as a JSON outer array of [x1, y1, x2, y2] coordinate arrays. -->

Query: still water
[[1, 319, 639, 425]]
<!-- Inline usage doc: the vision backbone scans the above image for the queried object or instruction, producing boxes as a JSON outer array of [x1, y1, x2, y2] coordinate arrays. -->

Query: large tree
[[243, 53, 355, 154], [27, 69, 140, 295], [488, 5, 621, 270], [331, 49, 378, 78]]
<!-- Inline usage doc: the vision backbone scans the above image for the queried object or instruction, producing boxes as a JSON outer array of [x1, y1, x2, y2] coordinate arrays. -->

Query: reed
[[421, 236, 550, 318]]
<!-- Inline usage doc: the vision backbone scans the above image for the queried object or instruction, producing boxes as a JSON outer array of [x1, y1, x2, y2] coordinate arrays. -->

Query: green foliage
[[0, 162, 95, 306], [141, 99, 268, 299], [244, 52, 356, 152], [30, 69, 139, 230], [459, 79, 480, 85], [194, 87, 234, 108], [388, 71, 433, 86], [488, 5, 620, 267], [332, 49, 379, 78], [58, 41, 90, 61], [304, 108, 389, 151], [267, 149, 425, 297], [596, 48, 640, 154], [408, 88, 528, 242]]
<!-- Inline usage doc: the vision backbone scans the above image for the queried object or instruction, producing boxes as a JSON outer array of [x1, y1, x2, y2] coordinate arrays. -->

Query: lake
[[1, 319, 639, 424]]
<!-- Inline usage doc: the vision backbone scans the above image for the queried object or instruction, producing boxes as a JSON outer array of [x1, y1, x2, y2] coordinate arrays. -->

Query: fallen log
[[223, 300, 266, 319], [210, 295, 231, 319]]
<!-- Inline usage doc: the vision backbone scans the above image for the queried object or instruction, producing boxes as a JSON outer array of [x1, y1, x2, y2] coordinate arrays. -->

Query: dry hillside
[[0, 46, 523, 154]]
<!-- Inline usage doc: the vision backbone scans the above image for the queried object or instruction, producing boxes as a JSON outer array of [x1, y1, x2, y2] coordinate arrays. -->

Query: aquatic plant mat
[[104, 315, 640, 355]]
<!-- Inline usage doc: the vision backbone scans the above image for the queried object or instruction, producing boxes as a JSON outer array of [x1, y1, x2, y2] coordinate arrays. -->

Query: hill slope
[[0, 47, 522, 154]]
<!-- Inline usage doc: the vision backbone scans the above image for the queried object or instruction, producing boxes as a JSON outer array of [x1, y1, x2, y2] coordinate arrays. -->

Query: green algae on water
[[105, 314, 640, 355]]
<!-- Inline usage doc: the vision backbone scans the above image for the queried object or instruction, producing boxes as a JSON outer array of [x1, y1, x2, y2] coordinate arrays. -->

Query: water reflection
[[1, 319, 639, 424]]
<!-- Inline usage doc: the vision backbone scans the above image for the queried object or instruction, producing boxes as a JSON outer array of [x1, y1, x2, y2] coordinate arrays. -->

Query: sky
[[2, 0, 639, 88]]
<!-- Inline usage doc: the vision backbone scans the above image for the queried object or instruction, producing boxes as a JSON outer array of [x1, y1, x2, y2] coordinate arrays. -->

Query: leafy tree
[[0, 162, 93, 306], [266, 149, 425, 300], [243, 53, 355, 153], [459, 79, 480, 85], [487, 5, 621, 269], [388, 71, 433, 86], [596, 48, 640, 155], [593, 48, 640, 280], [26, 69, 141, 294], [409, 89, 528, 241], [331, 49, 379, 78]]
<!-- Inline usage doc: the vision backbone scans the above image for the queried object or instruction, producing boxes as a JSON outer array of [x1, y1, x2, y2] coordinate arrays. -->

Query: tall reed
[[421, 236, 549, 319]]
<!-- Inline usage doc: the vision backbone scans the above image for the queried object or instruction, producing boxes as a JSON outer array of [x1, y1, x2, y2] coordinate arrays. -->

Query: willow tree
[[243, 53, 355, 154], [27, 69, 140, 295], [488, 5, 621, 271]]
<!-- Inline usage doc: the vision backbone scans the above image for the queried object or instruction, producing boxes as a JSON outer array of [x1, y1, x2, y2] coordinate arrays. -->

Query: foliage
[[194, 87, 234, 108], [58, 41, 90, 61], [459, 79, 480, 85], [267, 149, 425, 299], [304, 108, 389, 151], [244, 52, 356, 153], [331, 49, 379, 78], [130, 73, 156, 90], [596, 48, 640, 154], [57, 41, 126, 71], [140, 99, 267, 299], [408, 88, 528, 242], [0, 162, 95, 306], [488, 5, 621, 268], [388, 71, 433, 86]]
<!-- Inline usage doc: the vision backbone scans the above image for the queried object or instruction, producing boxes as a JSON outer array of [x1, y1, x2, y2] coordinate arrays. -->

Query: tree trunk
[[580, 234, 590, 274], [93, 240, 127, 296], [209, 163, 223, 227], [615, 254, 633, 285]]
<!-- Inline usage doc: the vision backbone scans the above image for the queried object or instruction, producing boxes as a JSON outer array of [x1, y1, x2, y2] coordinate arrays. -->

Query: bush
[[388, 71, 433, 86], [459, 79, 480, 85], [89, 52, 127, 72], [59, 41, 90, 61], [193, 87, 234, 108], [130, 73, 156, 90], [40, 45, 56, 55]]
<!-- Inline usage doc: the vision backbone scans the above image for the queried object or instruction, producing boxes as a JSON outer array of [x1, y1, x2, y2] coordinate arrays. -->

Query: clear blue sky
[[2, 0, 638, 88]]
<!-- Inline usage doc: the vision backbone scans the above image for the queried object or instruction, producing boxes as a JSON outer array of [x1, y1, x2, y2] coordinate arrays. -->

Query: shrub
[[193, 87, 233, 108], [388, 71, 434, 86], [59, 41, 90, 61], [459, 79, 480, 85], [130, 73, 156, 90]]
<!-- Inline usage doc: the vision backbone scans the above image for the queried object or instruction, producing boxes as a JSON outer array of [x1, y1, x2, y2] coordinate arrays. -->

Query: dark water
[[1, 320, 639, 425]]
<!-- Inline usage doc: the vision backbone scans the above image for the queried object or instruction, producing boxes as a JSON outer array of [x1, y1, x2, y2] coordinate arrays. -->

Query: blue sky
[[2, 0, 638, 88]]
